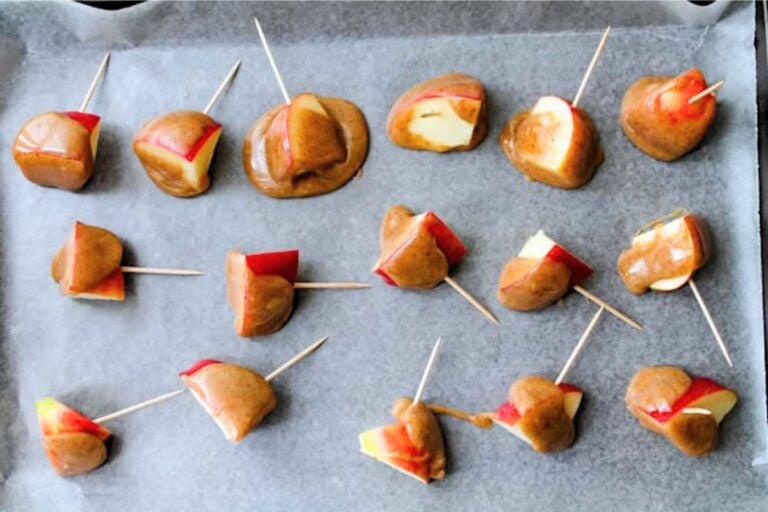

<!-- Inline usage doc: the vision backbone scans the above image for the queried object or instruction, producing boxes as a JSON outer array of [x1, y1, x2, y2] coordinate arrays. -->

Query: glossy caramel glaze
[[497, 257, 571, 311], [509, 376, 575, 453], [51, 221, 123, 294], [392, 398, 446, 481]]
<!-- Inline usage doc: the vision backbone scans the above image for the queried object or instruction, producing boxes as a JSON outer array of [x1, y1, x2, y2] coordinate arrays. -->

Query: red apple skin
[[179, 359, 223, 377], [133, 110, 222, 197], [387, 73, 488, 152], [12, 111, 97, 191], [500, 98, 604, 189], [244, 250, 299, 283], [620, 68, 716, 161], [545, 244, 593, 286], [243, 96, 368, 198]]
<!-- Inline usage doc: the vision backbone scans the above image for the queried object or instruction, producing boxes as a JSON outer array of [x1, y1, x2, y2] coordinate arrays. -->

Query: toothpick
[[688, 80, 724, 105], [572, 26, 611, 108], [688, 279, 733, 367], [294, 282, 370, 289], [79, 52, 110, 112], [202, 60, 242, 115], [254, 16, 291, 105], [682, 407, 712, 415], [572, 285, 642, 330], [265, 336, 328, 382], [94, 389, 185, 424], [555, 306, 605, 385], [443, 276, 500, 326], [121, 266, 205, 276], [413, 337, 442, 405]]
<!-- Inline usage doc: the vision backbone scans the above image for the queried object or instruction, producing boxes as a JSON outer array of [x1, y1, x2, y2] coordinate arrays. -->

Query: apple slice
[[387, 73, 487, 152], [36, 397, 111, 477], [373, 206, 466, 289], [180, 359, 277, 442], [518, 230, 593, 286], [523, 97, 575, 173], [617, 211, 710, 294], [12, 111, 101, 191], [69, 268, 125, 301], [359, 422, 431, 484], [133, 110, 222, 197], [492, 378, 581, 453], [226, 250, 295, 336]]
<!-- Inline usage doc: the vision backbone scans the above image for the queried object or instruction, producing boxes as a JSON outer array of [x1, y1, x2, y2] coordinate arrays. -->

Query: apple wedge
[[180, 359, 277, 442], [387, 73, 487, 152], [373, 205, 466, 289], [36, 397, 111, 477], [13, 111, 101, 191], [51, 221, 125, 300], [492, 376, 581, 453], [626, 366, 737, 456], [620, 68, 717, 161], [133, 110, 222, 197], [500, 95, 603, 189], [617, 211, 710, 294], [226, 250, 295, 336]]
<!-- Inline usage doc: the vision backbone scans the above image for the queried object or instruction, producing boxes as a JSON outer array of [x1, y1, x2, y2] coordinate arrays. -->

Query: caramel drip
[[426, 403, 494, 430]]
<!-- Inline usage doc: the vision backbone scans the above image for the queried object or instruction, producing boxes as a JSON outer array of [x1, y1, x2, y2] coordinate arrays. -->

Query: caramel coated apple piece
[[500, 96, 603, 189], [180, 360, 277, 442], [387, 73, 488, 152], [133, 110, 222, 197], [617, 211, 710, 294], [625, 366, 737, 456], [51, 221, 123, 296], [226, 250, 296, 337], [13, 111, 101, 191], [373, 205, 466, 289], [620, 68, 716, 161]]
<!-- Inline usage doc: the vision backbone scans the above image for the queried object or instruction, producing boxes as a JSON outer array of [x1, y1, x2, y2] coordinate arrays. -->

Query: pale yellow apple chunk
[[408, 98, 480, 149]]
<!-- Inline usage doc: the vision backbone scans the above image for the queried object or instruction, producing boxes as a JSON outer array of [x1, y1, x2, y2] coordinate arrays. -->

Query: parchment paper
[[0, 2, 765, 511]]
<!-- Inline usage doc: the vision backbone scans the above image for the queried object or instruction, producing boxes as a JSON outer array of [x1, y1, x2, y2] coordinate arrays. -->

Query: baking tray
[[0, 1, 765, 511]]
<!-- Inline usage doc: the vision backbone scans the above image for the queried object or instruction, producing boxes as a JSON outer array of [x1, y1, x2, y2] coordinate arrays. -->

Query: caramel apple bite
[[243, 93, 368, 198], [497, 230, 593, 311], [387, 73, 488, 152], [617, 210, 710, 294], [180, 359, 277, 442], [492, 376, 582, 453], [625, 366, 737, 456], [36, 397, 111, 477], [620, 68, 717, 161], [51, 221, 125, 301], [500, 96, 604, 189], [133, 110, 223, 197], [373, 205, 466, 289], [225, 250, 297, 337]]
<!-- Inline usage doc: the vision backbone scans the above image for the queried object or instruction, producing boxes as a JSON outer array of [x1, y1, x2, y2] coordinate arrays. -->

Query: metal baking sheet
[[0, 1, 765, 511]]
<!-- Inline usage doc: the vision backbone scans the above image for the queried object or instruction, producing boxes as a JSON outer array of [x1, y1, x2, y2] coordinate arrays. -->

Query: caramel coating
[[51, 221, 123, 294], [497, 257, 571, 311], [392, 398, 446, 481], [509, 376, 575, 453], [43, 432, 108, 477]]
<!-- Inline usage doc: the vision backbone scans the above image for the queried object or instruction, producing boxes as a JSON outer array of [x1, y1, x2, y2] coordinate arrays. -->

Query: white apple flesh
[[526, 96, 575, 173], [407, 97, 482, 149]]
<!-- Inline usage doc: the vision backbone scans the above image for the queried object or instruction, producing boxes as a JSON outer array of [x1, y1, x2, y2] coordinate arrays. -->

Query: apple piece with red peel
[[497, 230, 593, 311], [180, 360, 277, 442], [51, 221, 124, 300], [36, 397, 111, 477], [625, 366, 737, 456], [244, 250, 299, 284], [12, 111, 102, 191], [620, 68, 716, 161], [492, 376, 580, 453], [500, 96, 603, 189], [226, 250, 295, 336], [387, 73, 488, 152], [373, 205, 466, 289], [133, 110, 222, 197], [617, 211, 710, 294]]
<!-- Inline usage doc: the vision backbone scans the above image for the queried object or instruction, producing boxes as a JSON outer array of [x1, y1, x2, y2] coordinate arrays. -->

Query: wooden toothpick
[[443, 276, 500, 326], [121, 266, 205, 276], [94, 336, 328, 423], [254, 16, 291, 105], [413, 337, 442, 405], [555, 306, 605, 385], [688, 80, 724, 105], [94, 389, 185, 424], [572, 285, 642, 330], [79, 52, 110, 112], [294, 282, 371, 289], [572, 26, 611, 108], [688, 279, 733, 367], [202, 60, 242, 115], [265, 335, 329, 381]]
